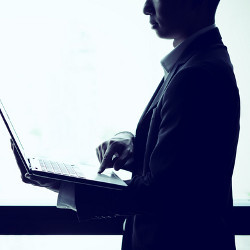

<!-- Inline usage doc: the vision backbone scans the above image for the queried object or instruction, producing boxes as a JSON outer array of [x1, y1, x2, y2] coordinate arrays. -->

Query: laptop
[[0, 99, 128, 190]]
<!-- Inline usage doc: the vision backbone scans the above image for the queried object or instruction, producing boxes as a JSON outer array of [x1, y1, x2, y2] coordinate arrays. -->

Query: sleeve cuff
[[57, 181, 76, 211]]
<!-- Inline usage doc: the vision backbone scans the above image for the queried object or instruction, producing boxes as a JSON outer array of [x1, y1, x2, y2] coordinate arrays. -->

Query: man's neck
[[173, 19, 215, 47]]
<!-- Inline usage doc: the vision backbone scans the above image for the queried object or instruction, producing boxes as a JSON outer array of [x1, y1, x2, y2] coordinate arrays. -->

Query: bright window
[[0, 0, 249, 206]]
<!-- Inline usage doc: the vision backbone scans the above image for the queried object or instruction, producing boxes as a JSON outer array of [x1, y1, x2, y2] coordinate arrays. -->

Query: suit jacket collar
[[177, 27, 223, 67], [161, 24, 216, 74], [137, 28, 223, 128]]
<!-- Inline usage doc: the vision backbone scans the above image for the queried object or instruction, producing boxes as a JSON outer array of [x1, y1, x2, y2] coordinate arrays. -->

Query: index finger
[[98, 147, 115, 174]]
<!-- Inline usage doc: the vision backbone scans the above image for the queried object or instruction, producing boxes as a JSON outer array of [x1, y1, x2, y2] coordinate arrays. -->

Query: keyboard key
[[64, 164, 78, 177], [57, 163, 69, 175], [51, 161, 61, 174], [41, 160, 53, 173], [39, 159, 81, 178]]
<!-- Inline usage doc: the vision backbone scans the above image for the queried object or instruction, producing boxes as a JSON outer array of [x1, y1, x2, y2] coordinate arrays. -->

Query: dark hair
[[193, 0, 220, 15], [207, 0, 220, 14]]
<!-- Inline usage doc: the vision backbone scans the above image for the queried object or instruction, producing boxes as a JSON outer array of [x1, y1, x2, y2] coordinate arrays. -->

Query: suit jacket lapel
[[137, 64, 181, 128], [137, 77, 164, 127], [148, 64, 181, 110]]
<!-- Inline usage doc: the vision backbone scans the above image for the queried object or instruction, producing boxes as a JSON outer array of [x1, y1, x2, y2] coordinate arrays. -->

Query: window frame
[[0, 206, 125, 235], [0, 204, 249, 235]]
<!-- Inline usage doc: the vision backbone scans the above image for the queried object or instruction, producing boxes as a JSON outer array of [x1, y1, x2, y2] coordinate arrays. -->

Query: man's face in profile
[[143, 0, 196, 40]]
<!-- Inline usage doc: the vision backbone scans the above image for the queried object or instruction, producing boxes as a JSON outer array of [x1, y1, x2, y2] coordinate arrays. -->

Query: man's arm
[[75, 66, 240, 219], [120, 66, 240, 215]]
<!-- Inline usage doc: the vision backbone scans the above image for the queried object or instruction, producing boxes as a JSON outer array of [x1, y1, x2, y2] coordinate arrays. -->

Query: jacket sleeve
[[122, 66, 239, 215], [75, 66, 240, 220]]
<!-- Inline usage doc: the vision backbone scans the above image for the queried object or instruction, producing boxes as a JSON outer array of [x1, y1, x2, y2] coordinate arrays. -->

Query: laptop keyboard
[[38, 159, 83, 178]]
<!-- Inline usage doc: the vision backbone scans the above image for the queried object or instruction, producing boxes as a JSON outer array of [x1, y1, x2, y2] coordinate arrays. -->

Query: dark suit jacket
[[75, 28, 240, 250]]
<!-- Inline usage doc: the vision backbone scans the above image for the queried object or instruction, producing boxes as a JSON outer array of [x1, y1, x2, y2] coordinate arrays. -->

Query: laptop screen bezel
[[0, 99, 31, 172]]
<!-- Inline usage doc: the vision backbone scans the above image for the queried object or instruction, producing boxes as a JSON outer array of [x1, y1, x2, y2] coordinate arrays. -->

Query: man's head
[[143, 0, 220, 45]]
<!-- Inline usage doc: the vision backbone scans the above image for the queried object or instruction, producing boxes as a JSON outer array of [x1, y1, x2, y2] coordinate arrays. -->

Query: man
[[13, 0, 240, 249]]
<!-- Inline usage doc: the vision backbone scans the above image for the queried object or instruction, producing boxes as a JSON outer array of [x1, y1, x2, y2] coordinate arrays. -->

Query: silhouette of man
[[13, 0, 240, 249]]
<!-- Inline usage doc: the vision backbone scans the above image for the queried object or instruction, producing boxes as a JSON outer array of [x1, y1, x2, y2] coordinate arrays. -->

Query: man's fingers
[[100, 143, 107, 162], [25, 173, 52, 187], [22, 173, 40, 185], [96, 136, 134, 173], [96, 142, 108, 163], [98, 148, 115, 174], [113, 153, 130, 171], [25, 173, 36, 180], [96, 147, 101, 163]]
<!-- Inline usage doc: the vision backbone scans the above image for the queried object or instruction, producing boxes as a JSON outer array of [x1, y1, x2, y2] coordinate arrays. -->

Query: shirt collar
[[161, 24, 216, 75]]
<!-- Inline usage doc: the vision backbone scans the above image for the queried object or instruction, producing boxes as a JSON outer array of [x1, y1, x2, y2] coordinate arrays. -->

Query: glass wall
[[0, 0, 250, 249], [0, 0, 249, 203]]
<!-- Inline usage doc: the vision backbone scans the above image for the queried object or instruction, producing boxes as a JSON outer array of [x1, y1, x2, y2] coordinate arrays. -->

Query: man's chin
[[154, 28, 174, 40], [154, 29, 169, 39]]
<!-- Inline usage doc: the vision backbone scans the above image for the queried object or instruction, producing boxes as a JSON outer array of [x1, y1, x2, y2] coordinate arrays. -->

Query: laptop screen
[[0, 99, 30, 169]]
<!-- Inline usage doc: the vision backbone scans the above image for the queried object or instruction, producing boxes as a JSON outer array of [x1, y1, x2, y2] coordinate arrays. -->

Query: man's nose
[[143, 0, 154, 15]]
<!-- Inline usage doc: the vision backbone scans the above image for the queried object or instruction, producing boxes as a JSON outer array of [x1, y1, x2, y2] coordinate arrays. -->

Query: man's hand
[[96, 132, 134, 173], [11, 139, 61, 193]]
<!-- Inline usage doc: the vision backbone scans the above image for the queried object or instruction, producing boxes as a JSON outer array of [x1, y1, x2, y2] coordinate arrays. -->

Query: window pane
[[236, 236, 250, 250], [0, 0, 249, 205], [0, 235, 248, 250], [0, 236, 122, 250]]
